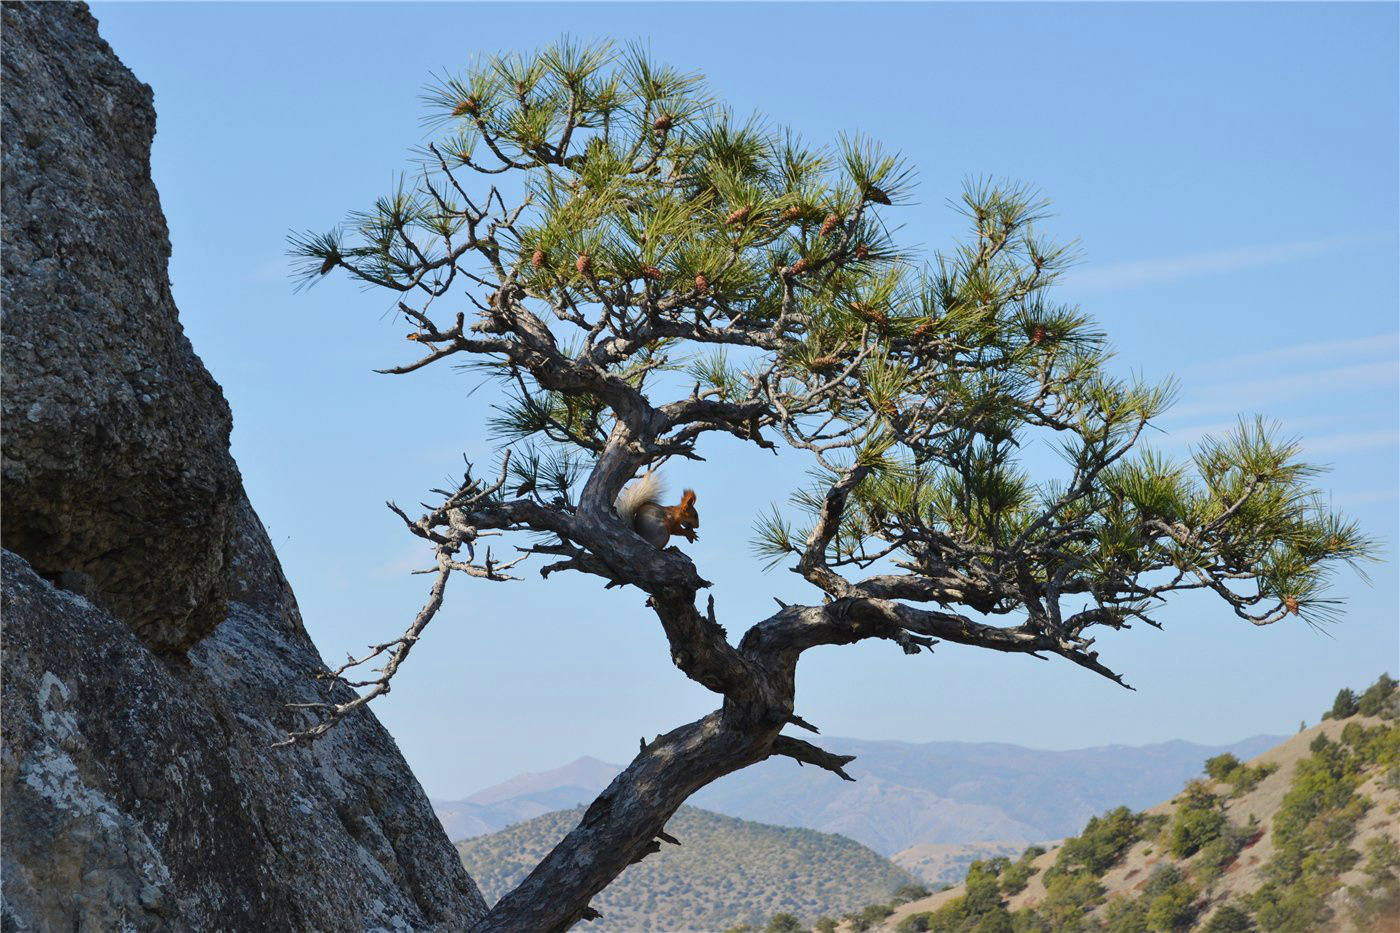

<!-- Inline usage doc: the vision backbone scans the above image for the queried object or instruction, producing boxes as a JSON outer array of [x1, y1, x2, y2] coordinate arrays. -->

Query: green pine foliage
[[295, 40, 1375, 643]]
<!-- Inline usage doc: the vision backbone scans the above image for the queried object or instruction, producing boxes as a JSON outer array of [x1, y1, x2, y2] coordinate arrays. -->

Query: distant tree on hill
[[1168, 781, 1227, 858], [1201, 902, 1254, 932], [1203, 753, 1242, 782], [893, 882, 933, 904], [1358, 673, 1398, 718], [765, 913, 804, 933], [1326, 687, 1361, 720], [285, 40, 1375, 932]]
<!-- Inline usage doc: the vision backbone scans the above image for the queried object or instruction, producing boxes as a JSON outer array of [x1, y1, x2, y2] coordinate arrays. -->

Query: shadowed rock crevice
[[0, 3, 486, 930]]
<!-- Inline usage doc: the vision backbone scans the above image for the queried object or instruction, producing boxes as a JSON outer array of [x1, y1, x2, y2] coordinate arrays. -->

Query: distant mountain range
[[456, 804, 918, 932], [432, 734, 1283, 855], [433, 756, 619, 841]]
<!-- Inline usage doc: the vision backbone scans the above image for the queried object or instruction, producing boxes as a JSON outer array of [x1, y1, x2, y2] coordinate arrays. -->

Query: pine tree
[[1328, 688, 1360, 720], [285, 41, 1376, 933]]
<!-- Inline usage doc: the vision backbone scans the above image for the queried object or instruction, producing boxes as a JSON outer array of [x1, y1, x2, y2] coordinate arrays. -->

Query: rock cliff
[[0, 3, 487, 930]]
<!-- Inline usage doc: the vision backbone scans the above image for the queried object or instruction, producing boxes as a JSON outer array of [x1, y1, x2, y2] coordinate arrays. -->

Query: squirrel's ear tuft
[[681, 489, 696, 507]]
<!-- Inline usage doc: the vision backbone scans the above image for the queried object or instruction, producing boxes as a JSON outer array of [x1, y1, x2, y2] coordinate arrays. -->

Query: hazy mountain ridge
[[433, 734, 1283, 855], [456, 805, 918, 932]]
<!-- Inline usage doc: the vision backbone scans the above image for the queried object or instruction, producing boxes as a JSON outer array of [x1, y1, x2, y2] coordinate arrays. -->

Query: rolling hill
[[456, 804, 918, 932]]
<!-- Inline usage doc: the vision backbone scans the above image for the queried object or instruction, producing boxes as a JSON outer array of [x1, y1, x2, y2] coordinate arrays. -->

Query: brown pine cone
[[788, 257, 810, 276], [641, 265, 664, 281], [695, 273, 709, 292], [453, 95, 479, 117], [576, 252, 592, 275], [653, 113, 674, 131], [855, 243, 870, 261], [726, 205, 752, 226], [1031, 324, 1047, 345], [820, 214, 840, 237], [531, 248, 545, 269], [1283, 595, 1300, 615], [780, 205, 803, 223]]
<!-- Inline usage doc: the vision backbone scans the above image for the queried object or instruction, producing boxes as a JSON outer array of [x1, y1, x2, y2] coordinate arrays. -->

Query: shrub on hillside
[[1047, 807, 1148, 879], [1168, 781, 1227, 858], [1203, 753, 1278, 796], [1201, 903, 1254, 932], [1142, 868, 1199, 933], [1345, 835, 1400, 932], [1247, 726, 1400, 931], [962, 860, 1005, 917], [1203, 753, 1242, 782], [844, 902, 894, 931], [999, 847, 1044, 896], [765, 912, 804, 933], [896, 912, 933, 933], [1193, 817, 1257, 885], [1358, 673, 1398, 719], [1035, 871, 1105, 931], [892, 882, 933, 904], [1100, 895, 1149, 933], [971, 907, 1014, 933]]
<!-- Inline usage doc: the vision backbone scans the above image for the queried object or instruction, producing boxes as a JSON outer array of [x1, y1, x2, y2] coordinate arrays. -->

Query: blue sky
[[91, 2, 1398, 798]]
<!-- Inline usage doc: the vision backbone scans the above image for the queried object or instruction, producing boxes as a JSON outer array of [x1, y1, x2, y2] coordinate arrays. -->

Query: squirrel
[[614, 471, 699, 548]]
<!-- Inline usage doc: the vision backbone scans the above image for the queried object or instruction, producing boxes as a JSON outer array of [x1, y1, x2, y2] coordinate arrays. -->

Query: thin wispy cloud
[[1183, 333, 1398, 381], [250, 257, 294, 285], [1064, 234, 1385, 293], [1331, 488, 1400, 508], [1302, 429, 1400, 457], [1163, 359, 1398, 421]]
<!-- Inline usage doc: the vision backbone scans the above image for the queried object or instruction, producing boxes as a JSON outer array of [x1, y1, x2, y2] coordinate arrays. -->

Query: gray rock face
[[1, 0, 238, 655], [0, 3, 488, 931], [1, 553, 486, 933]]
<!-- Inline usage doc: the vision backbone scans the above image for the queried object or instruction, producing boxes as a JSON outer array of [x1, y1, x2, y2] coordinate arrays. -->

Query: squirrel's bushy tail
[[615, 471, 664, 527]]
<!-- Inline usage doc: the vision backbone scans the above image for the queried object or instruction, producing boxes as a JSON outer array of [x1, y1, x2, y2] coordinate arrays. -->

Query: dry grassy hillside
[[457, 804, 917, 931], [825, 675, 1399, 933]]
